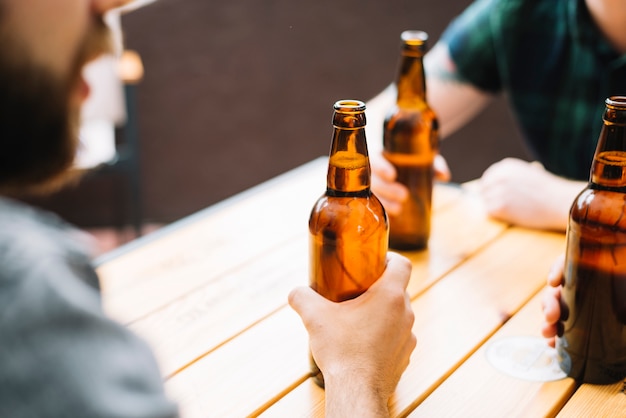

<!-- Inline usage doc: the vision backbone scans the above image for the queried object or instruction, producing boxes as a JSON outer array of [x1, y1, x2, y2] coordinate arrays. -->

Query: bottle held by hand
[[308, 100, 389, 388], [383, 30, 439, 251], [557, 96, 626, 384]]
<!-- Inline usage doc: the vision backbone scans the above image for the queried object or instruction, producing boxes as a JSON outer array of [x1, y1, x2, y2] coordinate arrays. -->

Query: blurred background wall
[[29, 0, 531, 227]]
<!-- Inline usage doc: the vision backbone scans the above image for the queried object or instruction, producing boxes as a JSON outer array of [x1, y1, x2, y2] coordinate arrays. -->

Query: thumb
[[288, 286, 330, 328]]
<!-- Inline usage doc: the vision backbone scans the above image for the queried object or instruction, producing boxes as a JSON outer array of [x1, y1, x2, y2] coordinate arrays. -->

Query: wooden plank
[[403, 185, 504, 298], [255, 379, 324, 418], [98, 158, 327, 324], [98, 160, 463, 326], [260, 227, 565, 417], [157, 191, 508, 415], [407, 292, 576, 417], [131, 236, 307, 378], [131, 185, 502, 379], [98, 159, 326, 323], [390, 228, 566, 417], [165, 307, 312, 418], [557, 381, 626, 417]]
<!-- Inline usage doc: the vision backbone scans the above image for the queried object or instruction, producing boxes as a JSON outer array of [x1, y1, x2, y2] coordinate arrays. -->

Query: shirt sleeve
[[439, 0, 503, 92], [0, 251, 180, 418]]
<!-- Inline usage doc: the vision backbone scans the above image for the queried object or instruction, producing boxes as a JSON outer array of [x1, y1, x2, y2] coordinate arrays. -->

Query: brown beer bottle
[[308, 99, 389, 388], [383, 30, 439, 250], [557, 96, 626, 384]]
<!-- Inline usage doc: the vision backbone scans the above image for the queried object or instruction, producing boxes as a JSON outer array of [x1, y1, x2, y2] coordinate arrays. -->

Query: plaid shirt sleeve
[[435, 0, 626, 180], [439, 0, 503, 93]]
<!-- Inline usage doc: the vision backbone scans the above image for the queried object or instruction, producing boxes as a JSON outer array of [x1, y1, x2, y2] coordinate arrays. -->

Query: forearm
[[365, 42, 494, 152], [424, 42, 492, 139], [365, 83, 396, 154]]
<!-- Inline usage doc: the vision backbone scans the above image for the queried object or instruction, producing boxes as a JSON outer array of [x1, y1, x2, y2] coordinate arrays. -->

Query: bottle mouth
[[606, 96, 626, 109], [401, 30, 428, 54], [333, 100, 366, 112], [333, 100, 366, 129], [401, 30, 428, 44]]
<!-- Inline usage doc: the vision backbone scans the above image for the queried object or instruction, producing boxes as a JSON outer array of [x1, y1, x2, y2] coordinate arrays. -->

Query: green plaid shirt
[[441, 0, 626, 180]]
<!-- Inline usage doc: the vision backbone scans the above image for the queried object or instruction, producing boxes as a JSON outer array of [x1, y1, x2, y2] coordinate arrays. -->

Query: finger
[[376, 195, 402, 216], [547, 254, 565, 287], [542, 287, 561, 324], [541, 321, 558, 340], [434, 154, 451, 182], [479, 189, 508, 220], [371, 154, 398, 182], [288, 286, 329, 326], [479, 160, 511, 188], [371, 154, 410, 212], [373, 252, 412, 291], [477, 170, 497, 198], [371, 175, 409, 214], [480, 162, 498, 183]]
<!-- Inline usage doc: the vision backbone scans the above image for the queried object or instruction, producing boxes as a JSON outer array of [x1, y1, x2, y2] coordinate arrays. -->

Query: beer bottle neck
[[395, 53, 427, 107], [326, 127, 372, 194], [590, 105, 626, 189]]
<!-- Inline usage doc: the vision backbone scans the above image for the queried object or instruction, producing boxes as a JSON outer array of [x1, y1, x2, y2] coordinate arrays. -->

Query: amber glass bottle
[[308, 100, 389, 388], [557, 96, 626, 384], [383, 30, 439, 250]]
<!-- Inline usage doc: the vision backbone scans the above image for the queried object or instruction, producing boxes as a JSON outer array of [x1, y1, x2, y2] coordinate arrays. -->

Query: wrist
[[324, 373, 391, 418], [556, 179, 587, 230], [540, 173, 586, 232]]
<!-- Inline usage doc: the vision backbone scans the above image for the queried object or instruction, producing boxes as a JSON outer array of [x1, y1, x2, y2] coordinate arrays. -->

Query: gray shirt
[[0, 197, 179, 417]]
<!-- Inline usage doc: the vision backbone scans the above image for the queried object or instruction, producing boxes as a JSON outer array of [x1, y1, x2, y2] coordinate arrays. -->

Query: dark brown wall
[[31, 0, 531, 226]]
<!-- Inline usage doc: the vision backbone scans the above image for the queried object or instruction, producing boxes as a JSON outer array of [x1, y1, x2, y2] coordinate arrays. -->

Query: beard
[[0, 15, 113, 197]]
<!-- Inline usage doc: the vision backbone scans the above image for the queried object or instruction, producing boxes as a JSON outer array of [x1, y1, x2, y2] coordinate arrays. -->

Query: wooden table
[[95, 157, 626, 417]]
